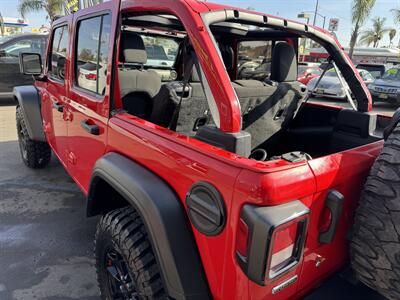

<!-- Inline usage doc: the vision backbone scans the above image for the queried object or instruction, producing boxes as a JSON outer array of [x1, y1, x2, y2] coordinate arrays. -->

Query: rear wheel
[[95, 206, 166, 300], [16, 106, 51, 169], [350, 124, 400, 300]]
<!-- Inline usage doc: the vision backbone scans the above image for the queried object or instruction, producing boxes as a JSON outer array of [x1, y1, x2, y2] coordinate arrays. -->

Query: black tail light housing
[[236, 200, 309, 285]]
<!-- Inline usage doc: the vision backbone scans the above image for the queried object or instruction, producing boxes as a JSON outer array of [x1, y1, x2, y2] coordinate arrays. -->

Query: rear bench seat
[[151, 42, 306, 150]]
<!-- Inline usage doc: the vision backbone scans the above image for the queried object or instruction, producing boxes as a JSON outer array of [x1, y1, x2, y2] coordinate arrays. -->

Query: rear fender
[[13, 85, 46, 142], [87, 152, 210, 300]]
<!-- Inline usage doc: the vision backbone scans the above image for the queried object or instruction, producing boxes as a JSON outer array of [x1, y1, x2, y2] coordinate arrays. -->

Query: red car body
[[297, 66, 323, 85], [26, 0, 386, 299]]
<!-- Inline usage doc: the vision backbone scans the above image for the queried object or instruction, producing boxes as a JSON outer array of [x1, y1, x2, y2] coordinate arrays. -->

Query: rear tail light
[[267, 217, 308, 279], [85, 73, 97, 80], [236, 201, 309, 285]]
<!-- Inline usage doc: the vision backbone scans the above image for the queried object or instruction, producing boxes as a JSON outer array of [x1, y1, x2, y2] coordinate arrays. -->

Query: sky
[[1, 0, 399, 47]]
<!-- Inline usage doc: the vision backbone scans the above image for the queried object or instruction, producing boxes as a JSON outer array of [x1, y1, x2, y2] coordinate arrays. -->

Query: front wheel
[[16, 106, 51, 169], [95, 207, 166, 300]]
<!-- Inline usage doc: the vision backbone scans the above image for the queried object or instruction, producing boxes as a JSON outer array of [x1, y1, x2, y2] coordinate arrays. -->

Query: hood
[[373, 78, 400, 88]]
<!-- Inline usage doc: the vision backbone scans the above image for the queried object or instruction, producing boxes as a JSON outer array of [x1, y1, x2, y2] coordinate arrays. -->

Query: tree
[[0, 13, 4, 37], [359, 32, 375, 46], [18, 0, 64, 21], [359, 17, 390, 47], [392, 8, 400, 24], [389, 28, 397, 46], [349, 0, 376, 58], [391, 8, 400, 46]]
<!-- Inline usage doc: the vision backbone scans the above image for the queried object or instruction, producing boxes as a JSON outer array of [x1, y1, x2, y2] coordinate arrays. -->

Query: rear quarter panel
[[106, 113, 384, 299], [106, 114, 245, 299]]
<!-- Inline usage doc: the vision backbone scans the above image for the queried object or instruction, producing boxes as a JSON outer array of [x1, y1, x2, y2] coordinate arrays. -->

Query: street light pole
[[313, 0, 319, 26]]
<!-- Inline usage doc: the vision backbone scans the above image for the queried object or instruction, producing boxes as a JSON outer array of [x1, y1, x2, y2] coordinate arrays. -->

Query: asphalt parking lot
[[0, 101, 100, 299], [0, 99, 392, 300]]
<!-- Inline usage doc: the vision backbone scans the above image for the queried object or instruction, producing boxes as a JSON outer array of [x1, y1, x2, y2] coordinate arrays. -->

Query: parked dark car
[[369, 67, 400, 104], [0, 33, 48, 100]]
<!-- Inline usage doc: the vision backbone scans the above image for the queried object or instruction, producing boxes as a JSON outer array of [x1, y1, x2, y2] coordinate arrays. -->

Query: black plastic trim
[[319, 189, 344, 244], [13, 85, 46, 142], [87, 153, 210, 300], [384, 107, 400, 140], [237, 200, 309, 285], [186, 181, 226, 236], [195, 125, 251, 157]]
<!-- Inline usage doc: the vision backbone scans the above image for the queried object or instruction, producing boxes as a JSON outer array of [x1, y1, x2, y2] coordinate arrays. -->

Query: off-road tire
[[350, 124, 400, 300], [95, 206, 166, 300], [16, 106, 51, 169]]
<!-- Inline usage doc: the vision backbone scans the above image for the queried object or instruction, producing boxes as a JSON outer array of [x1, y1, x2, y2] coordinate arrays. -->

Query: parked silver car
[[307, 68, 374, 99]]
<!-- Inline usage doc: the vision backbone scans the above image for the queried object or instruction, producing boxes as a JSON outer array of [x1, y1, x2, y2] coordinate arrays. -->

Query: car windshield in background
[[356, 64, 385, 78], [325, 69, 338, 77], [141, 35, 178, 68], [0, 35, 13, 44], [382, 68, 400, 80]]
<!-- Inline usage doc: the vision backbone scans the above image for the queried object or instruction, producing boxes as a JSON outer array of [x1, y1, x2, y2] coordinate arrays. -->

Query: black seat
[[151, 42, 305, 151], [150, 56, 212, 136], [118, 32, 161, 119], [238, 42, 306, 149]]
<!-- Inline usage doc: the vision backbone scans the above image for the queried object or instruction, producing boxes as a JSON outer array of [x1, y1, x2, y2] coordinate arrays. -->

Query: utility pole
[[313, 0, 319, 26]]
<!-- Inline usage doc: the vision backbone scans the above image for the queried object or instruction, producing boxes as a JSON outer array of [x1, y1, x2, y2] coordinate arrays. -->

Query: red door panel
[[41, 22, 71, 165], [66, 3, 118, 191]]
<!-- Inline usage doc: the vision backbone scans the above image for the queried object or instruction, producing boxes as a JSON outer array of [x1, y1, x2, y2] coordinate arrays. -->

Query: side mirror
[[19, 52, 43, 75], [0, 49, 6, 57]]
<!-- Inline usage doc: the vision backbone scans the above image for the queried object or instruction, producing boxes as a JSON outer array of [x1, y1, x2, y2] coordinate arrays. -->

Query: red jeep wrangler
[[14, 0, 400, 299]]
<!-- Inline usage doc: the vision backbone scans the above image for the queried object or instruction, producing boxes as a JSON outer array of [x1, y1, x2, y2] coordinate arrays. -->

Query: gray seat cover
[[118, 31, 161, 119]]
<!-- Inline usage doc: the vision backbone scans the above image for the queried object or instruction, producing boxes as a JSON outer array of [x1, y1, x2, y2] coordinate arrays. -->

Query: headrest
[[220, 45, 234, 72], [270, 42, 297, 82], [120, 31, 147, 64]]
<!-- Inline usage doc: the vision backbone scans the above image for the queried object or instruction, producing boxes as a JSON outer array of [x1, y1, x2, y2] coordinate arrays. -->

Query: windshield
[[325, 69, 338, 77], [382, 68, 400, 80], [0, 35, 14, 45]]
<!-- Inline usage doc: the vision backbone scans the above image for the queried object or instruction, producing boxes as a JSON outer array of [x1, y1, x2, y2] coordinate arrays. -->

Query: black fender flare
[[88, 152, 210, 300], [13, 85, 46, 142]]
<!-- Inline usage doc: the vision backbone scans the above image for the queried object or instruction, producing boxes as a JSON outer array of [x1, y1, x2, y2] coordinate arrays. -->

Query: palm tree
[[392, 8, 400, 23], [359, 17, 390, 47], [0, 13, 4, 37], [18, 0, 64, 21], [349, 0, 376, 58], [391, 8, 400, 46], [359, 32, 375, 46], [389, 28, 397, 46]]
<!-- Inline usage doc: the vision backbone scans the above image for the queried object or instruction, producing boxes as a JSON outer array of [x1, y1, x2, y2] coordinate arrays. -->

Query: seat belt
[[168, 44, 196, 130]]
